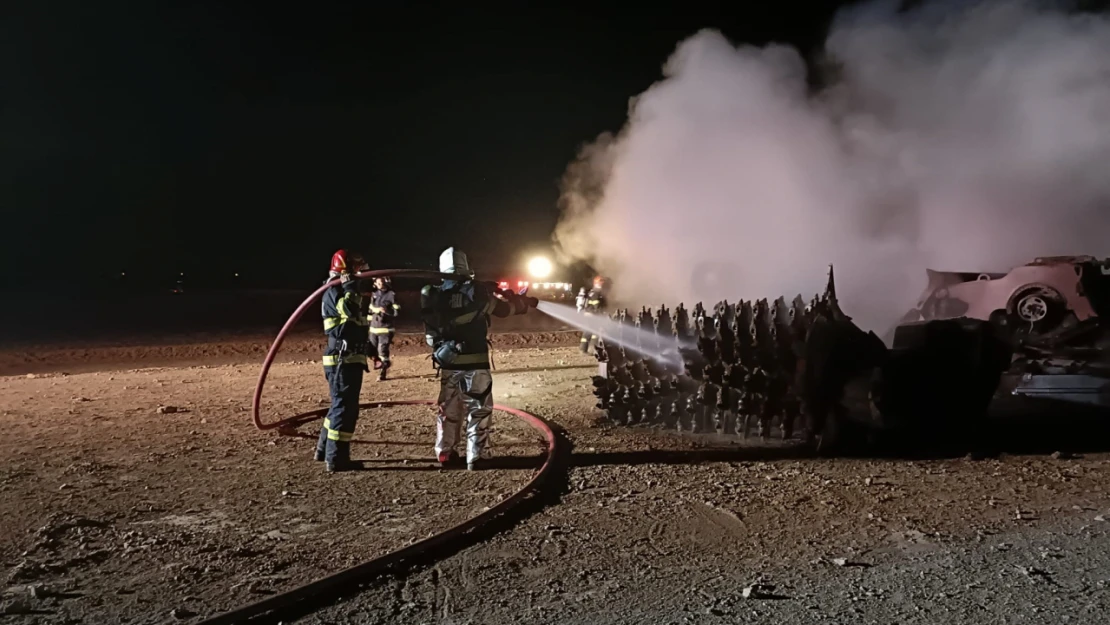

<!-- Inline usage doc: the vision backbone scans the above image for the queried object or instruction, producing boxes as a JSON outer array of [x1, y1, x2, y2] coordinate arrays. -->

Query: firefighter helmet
[[330, 249, 367, 274], [439, 247, 474, 277]]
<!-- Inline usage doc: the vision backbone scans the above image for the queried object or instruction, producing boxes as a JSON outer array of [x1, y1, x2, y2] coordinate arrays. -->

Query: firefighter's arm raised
[[336, 280, 368, 326]]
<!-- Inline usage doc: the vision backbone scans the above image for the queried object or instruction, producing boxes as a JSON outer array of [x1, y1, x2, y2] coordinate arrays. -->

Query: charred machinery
[[587, 258, 1110, 453], [588, 274, 830, 442]]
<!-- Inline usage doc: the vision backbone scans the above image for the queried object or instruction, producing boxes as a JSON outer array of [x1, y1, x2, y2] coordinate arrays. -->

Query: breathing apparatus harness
[[426, 281, 532, 371]]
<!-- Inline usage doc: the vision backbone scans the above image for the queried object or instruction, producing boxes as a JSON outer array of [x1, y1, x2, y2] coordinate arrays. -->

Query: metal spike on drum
[[656, 304, 673, 343], [674, 303, 691, 341], [714, 319, 734, 366], [722, 301, 737, 329], [588, 266, 839, 443], [774, 297, 792, 334]]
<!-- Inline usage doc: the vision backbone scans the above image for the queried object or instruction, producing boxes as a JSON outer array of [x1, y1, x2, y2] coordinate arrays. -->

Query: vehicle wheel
[[1009, 286, 1064, 332]]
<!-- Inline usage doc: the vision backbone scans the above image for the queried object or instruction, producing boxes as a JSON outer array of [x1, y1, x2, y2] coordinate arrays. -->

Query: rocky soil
[[2, 337, 1109, 624]]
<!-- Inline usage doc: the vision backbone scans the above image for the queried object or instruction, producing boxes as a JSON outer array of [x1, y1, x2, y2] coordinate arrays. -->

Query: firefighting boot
[[326, 459, 361, 473], [437, 449, 463, 469], [325, 442, 358, 473], [377, 362, 390, 382], [314, 428, 327, 461], [326, 454, 359, 472]]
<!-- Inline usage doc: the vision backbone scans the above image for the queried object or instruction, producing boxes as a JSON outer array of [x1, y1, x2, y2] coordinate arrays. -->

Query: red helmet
[[330, 249, 367, 274]]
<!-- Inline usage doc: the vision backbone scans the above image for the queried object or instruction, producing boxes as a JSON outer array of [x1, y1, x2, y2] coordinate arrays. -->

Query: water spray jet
[[535, 300, 689, 369]]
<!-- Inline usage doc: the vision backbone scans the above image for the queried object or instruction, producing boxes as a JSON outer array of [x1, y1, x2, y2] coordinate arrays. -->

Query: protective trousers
[[434, 369, 493, 463], [316, 363, 365, 463], [579, 313, 598, 354], [370, 330, 393, 365]]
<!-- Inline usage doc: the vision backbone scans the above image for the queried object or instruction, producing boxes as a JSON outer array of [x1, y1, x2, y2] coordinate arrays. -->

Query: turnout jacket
[[369, 288, 399, 333], [321, 279, 370, 367], [584, 286, 608, 314]]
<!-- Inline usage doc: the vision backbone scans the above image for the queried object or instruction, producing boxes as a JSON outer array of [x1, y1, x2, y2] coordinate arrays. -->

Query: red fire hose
[[195, 269, 562, 625]]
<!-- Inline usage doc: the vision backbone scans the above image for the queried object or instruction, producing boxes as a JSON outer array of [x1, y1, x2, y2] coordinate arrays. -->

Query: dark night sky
[[1, 2, 846, 291]]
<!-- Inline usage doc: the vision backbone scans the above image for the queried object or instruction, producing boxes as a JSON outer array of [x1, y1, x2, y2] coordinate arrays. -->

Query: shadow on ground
[[217, 406, 1110, 624]]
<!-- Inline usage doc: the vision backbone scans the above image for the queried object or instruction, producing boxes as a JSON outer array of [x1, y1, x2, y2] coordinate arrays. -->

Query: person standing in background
[[368, 276, 399, 381]]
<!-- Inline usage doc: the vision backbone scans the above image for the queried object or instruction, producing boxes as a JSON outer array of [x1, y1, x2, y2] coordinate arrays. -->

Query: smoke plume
[[554, 0, 1110, 332]]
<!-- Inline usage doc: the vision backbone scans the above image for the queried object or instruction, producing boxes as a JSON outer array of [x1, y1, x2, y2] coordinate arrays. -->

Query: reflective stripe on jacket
[[322, 280, 370, 367]]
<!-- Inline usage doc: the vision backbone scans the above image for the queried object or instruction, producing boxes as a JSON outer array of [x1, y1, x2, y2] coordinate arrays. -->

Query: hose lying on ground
[[195, 269, 562, 625]]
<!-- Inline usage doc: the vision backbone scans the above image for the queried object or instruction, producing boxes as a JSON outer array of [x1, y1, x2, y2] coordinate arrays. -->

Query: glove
[[505, 293, 534, 315], [525, 296, 539, 308], [339, 272, 352, 284]]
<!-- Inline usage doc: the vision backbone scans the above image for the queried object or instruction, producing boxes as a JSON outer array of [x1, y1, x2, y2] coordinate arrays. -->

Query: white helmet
[[439, 247, 473, 277]]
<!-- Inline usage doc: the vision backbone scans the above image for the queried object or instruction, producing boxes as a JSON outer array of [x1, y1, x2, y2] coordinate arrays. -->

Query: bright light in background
[[527, 256, 553, 279]]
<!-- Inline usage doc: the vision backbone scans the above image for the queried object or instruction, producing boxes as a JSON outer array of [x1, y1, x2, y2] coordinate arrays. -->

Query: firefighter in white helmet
[[420, 247, 538, 470]]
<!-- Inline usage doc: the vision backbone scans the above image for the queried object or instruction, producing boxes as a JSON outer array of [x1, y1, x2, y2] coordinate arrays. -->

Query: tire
[[1008, 286, 1064, 333]]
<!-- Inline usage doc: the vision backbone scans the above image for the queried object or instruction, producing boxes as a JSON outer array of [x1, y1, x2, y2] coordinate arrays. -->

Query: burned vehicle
[[813, 256, 1110, 452], [898, 256, 1110, 338]]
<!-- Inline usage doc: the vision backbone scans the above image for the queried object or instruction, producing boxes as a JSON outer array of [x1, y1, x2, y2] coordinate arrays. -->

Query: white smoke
[[554, 0, 1110, 332]]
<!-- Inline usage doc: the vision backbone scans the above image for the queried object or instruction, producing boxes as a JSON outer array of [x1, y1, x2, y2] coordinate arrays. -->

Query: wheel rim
[[1017, 294, 1049, 323]]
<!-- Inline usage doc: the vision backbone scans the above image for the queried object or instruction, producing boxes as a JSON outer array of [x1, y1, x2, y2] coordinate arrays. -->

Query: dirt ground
[[3, 335, 1110, 624]]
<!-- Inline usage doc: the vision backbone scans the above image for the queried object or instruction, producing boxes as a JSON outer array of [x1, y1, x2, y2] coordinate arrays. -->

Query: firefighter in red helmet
[[314, 249, 375, 472]]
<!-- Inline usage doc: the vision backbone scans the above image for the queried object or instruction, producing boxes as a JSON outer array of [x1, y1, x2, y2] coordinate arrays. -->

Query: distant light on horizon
[[527, 256, 553, 279]]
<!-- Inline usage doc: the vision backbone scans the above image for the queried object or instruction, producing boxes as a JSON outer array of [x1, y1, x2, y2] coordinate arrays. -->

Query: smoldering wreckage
[[586, 255, 1110, 454]]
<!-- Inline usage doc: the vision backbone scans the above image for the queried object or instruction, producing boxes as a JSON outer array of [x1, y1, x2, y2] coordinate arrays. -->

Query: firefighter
[[576, 287, 587, 313], [314, 249, 374, 473], [579, 276, 609, 353], [368, 276, 399, 381], [421, 247, 538, 470]]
